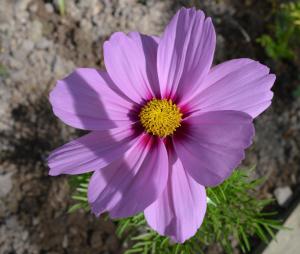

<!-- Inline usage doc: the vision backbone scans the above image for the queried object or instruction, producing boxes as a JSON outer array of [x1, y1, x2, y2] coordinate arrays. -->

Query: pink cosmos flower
[[48, 8, 275, 243]]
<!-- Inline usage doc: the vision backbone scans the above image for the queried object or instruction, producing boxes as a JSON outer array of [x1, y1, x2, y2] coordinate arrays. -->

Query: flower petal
[[174, 111, 254, 186], [48, 126, 138, 176], [144, 151, 206, 243], [187, 59, 276, 118], [50, 68, 136, 130], [157, 7, 216, 101], [103, 32, 160, 103], [88, 135, 168, 218]]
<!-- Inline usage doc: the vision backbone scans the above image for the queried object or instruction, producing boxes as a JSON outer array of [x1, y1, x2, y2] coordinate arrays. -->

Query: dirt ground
[[0, 0, 299, 253]]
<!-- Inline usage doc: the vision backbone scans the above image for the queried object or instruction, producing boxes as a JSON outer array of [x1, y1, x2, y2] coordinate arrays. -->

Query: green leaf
[[239, 227, 251, 252], [254, 223, 269, 243], [57, 0, 65, 16], [67, 203, 83, 213], [124, 248, 144, 254], [71, 195, 87, 202], [116, 219, 130, 237], [0, 63, 8, 77]]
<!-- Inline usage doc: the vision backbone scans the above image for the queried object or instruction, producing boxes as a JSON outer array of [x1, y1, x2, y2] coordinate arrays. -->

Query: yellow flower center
[[139, 99, 182, 137]]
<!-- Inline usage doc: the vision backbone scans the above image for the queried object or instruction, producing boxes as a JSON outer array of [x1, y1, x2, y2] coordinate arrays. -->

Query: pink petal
[[50, 68, 136, 130], [157, 7, 216, 101], [88, 135, 168, 218], [48, 126, 138, 176], [103, 32, 160, 103], [174, 111, 254, 186], [187, 59, 276, 118], [144, 151, 206, 243]]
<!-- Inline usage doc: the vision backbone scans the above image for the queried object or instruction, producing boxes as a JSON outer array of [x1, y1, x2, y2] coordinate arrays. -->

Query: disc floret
[[139, 99, 182, 137]]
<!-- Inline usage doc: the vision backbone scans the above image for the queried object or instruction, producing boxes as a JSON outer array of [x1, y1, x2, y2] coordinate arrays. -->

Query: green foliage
[[293, 86, 300, 97], [57, 0, 66, 16], [289, 1, 300, 26], [0, 63, 8, 78], [68, 173, 91, 213], [201, 169, 281, 253], [69, 168, 282, 253], [257, 1, 300, 60], [257, 34, 293, 60]]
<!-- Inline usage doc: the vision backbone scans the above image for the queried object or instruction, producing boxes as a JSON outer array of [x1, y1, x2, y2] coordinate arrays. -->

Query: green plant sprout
[[292, 86, 300, 97], [69, 168, 282, 254], [257, 1, 300, 61], [0, 63, 8, 78], [57, 0, 65, 16], [68, 173, 91, 213]]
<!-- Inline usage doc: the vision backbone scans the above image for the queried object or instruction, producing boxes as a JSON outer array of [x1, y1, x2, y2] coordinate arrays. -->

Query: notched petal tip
[[103, 31, 161, 102], [188, 58, 276, 119], [157, 7, 216, 102], [144, 151, 207, 243]]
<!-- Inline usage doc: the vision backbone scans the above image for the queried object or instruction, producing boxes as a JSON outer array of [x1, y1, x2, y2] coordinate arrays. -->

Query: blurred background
[[0, 0, 299, 253]]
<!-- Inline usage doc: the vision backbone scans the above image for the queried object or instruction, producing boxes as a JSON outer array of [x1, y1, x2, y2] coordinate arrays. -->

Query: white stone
[[263, 203, 300, 254], [0, 172, 13, 198], [62, 235, 68, 248], [274, 186, 293, 206], [22, 40, 34, 52], [45, 3, 54, 14]]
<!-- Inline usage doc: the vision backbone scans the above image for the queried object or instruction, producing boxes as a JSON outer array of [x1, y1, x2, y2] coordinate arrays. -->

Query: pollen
[[139, 99, 182, 137]]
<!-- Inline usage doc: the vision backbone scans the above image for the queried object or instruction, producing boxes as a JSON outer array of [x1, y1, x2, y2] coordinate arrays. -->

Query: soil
[[0, 0, 299, 254]]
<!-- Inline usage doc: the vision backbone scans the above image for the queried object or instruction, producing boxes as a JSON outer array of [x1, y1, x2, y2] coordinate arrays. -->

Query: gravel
[[0, 0, 173, 253]]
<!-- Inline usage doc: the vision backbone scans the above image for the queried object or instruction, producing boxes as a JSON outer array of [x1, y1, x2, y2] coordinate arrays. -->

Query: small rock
[[8, 57, 22, 69], [62, 235, 68, 248], [52, 56, 75, 78], [93, 3, 104, 16], [22, 40, 34, 52], [29, 20, 43, 43], [45, 3, 54, 14], [274, 186, 293, 207], [90, 231, 103, 249], [80, 19, 92, 32], [6, 216, 18, 229], [0, 172, 13, 198], [32, 217, 40, 226], [106, 235, 119, 252], [0, 200, 5, 218], [29, 4, 38, 13], [22, 231, 29, 241], [15, 0, 31, 12], [36, 38, 51, 49]]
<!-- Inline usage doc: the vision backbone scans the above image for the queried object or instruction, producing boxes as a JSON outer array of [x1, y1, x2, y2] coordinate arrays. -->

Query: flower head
[[48, 7, 275, 243]]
